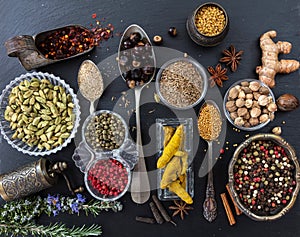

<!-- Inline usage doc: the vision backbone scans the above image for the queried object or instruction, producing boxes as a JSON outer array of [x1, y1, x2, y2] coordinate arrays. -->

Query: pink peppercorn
[[87, 158, 129, 199]]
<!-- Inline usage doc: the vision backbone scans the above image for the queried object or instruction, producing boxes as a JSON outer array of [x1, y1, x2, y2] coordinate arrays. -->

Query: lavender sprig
[[44, 194, 123, 217]]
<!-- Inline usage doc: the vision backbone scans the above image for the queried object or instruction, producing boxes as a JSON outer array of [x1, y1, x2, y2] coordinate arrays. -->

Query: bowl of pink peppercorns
[[228, 133, 300, 221], [84, 154, 131, 201]]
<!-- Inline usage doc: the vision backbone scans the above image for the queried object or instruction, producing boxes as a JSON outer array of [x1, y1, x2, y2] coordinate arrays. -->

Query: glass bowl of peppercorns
[[82, 110, 128, 153], [84, 153, 131, 201], [228, 133, 300, 221]]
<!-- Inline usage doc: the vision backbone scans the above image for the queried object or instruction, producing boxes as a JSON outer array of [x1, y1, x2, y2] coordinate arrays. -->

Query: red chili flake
[[219, 148, 225, 154], [36, 26, 94, 60], [92, 13, 97, 19]]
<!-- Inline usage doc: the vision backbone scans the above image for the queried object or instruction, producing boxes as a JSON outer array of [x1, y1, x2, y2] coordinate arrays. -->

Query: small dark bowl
[[186, 2, 229, 47]]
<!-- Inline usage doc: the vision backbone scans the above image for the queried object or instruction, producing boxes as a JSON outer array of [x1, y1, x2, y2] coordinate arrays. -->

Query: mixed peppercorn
[[233, 140, 296, 216], [87, 158, 129, 198]]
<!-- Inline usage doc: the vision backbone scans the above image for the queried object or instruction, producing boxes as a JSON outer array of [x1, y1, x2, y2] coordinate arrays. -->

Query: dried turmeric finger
[[178, 174, 186, 189], [163, 126, 175, 147], [168, 180, 193, 204], [160, 151, 188, 189], [179, 128, 185, 151], [180, 151, 188, 175], [157, 125, 184, 169], [160, 156, 181, 189]]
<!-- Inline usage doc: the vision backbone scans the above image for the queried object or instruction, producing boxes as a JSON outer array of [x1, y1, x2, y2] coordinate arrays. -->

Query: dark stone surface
[[0, 0, 300, 236]]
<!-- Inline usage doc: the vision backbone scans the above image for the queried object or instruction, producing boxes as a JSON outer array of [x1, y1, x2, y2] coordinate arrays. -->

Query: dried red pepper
[[36, 22, 114, 60]]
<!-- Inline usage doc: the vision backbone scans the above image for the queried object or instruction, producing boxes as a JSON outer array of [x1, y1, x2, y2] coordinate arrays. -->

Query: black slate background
[[0, 0, 300, 237]]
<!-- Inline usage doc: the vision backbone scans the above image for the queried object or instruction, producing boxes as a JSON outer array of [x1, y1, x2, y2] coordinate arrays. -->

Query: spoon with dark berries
[[118, 24, 156, 204]]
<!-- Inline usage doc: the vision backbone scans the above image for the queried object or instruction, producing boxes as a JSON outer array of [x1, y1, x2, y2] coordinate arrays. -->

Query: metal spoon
[[198, 100, 222, 222], [78, 60, 104, 115], [118, 24, 156, 204]]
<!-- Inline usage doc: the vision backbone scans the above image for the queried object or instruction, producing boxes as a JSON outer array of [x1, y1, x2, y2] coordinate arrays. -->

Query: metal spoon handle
[[203, 141, 217, 222], [89, 101, 95, 115], [130, 88, 150, 204]]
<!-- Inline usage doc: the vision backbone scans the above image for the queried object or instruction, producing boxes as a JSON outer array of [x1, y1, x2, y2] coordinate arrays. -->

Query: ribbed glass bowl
[[228, 133, 300, 221], [0, 71, 80, 156]]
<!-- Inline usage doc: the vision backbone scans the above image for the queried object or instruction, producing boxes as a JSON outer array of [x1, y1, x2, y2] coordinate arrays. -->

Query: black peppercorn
[[130, 32, 142, 44], [168, 27, 177, 37], [123, 39, 133, 49]]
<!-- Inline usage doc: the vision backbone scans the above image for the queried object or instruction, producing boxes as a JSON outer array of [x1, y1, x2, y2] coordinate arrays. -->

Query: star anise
[[169, 200, 193, 220], [207, 63, 228, 87], [219, 45, 244, 72]]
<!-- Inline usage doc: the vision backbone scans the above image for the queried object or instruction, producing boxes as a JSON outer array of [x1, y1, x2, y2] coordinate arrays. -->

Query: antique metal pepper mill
[[0, 158, 83, 205]]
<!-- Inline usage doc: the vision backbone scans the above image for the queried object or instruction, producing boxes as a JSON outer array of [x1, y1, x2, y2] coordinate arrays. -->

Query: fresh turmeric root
[[157, 125, 184, 169], [256, 30, 300, 88]]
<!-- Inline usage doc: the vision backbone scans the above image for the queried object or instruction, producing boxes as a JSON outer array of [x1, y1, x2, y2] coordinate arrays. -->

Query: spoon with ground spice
[[198, 100, 222, 222], [78, 60, 104, 115]]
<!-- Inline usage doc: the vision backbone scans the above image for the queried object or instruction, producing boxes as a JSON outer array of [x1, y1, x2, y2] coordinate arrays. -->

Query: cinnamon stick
[[220, 193, 236, 226], [226, 184, 242, 216]]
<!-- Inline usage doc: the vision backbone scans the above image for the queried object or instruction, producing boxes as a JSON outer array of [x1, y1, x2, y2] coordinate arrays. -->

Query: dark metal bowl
[[228, 133, 300, 221], [186, 2, 229, 47]]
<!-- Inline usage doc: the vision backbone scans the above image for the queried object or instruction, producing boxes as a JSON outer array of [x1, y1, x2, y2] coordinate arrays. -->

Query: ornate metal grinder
[[0, 158, 83, 204]]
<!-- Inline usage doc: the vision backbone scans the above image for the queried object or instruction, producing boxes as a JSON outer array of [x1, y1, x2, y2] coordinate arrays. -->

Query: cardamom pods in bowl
[[0, 71, 81, 156]]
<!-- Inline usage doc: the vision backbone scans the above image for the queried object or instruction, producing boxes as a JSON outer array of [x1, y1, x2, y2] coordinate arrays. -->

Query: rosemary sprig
[[0, 194, 123, 237], [82, 200, 123, 216], [0, 222, 102, 237]]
